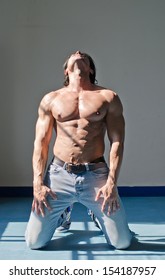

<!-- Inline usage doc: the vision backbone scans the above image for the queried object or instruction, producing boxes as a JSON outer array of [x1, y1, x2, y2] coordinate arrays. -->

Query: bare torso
[[32, 51, 124, 216], [49, 85, 113, 163]]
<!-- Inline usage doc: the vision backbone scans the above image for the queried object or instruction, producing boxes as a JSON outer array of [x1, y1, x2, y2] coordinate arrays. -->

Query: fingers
[[111, 200, 120, 213], [95, 189, 102, 201], [32, 188, 57, 216], [107, 206, 111, 216], [33, 200, 48, 217], [42, 199, 52, 212], [101, 199, 106, 213], [115, 199, 120, 210], [38, 201, 46, 217], [40, 190, 57, 214], [31, 199, 35, 212], [102, 199, 120, 216], [49, 190, 57, 200], [32, 199, 40, 215], [35, 200, 41, 216]]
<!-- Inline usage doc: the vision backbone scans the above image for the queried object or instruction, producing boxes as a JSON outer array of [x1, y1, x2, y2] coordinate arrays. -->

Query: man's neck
[[68, 73, 93, 92], [68, 81, 92, 92], [67, 61, 93, 92]]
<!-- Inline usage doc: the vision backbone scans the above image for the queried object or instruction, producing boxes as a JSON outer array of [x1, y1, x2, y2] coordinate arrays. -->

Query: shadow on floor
[[37, 230, 165, 253], [127, 237, 165, 252]]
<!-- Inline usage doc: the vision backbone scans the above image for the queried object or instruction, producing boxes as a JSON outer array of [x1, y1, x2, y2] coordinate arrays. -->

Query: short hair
[[63, 52, 97, 86]]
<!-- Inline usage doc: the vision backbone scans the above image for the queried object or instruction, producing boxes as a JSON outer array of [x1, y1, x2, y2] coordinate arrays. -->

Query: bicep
[[106, 95, 125, 144], [35, 102, 54, 145], [106, 113, 125, 145]]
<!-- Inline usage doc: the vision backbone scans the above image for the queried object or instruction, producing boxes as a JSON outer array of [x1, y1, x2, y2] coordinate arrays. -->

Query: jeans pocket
[[48, 163, 62, 174], [91, 166, 109, 176], [44, 163, 62, 187]]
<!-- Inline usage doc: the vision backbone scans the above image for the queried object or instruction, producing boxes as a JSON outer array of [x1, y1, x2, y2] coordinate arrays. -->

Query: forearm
[[32, 142, 56, 216], [107, 142, 124, 187], [32, 141, 49, 188]]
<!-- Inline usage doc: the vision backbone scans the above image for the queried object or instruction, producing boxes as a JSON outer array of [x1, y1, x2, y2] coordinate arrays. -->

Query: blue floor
[[0, 197, 165, 260]]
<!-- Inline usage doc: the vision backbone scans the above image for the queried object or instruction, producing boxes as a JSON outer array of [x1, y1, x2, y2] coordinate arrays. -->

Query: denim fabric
[[25, 161, 132, 249]]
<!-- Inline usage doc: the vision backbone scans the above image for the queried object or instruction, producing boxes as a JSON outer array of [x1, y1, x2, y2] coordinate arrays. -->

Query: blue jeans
[[25, 161, 132, 249]]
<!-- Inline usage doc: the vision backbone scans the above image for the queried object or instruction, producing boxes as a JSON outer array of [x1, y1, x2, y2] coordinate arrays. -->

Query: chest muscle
[[52, 94, 107, 122]]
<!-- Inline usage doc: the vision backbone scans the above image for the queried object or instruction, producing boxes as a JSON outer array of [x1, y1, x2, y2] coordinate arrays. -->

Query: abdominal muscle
[[53, 118, 106, 164]]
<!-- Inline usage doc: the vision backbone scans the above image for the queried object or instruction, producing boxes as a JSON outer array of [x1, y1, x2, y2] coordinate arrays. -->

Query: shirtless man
[[25, 51, 132, 249]]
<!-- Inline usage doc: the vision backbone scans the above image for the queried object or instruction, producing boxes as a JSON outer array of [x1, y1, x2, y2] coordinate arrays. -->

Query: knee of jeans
[[25, 232, 47, 250], [111, 236, 132, 250], [26, 238, 47, 250]]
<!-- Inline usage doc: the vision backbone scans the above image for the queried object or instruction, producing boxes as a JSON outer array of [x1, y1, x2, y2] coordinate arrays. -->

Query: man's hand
[[95, 184, 120, 215], [32, 185, 57, 217]]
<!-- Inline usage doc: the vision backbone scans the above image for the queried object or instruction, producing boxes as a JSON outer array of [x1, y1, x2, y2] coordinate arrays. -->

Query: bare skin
[[32, 51, 125, 217]]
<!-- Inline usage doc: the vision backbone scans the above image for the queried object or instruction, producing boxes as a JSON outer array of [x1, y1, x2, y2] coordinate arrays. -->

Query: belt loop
[[85, 163, 90, 171]]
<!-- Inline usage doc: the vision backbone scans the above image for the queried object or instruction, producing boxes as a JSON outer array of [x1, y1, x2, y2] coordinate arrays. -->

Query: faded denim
[[25, 161, 132, 249]]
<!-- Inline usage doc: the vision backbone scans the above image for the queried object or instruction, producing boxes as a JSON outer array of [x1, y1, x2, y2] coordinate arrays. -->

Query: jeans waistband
[[53, 156, 106, 173]]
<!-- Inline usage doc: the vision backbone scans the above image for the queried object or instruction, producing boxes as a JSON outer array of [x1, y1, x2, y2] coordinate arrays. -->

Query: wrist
[[33, 178, 43, 188], [107, 174, 116, 186]]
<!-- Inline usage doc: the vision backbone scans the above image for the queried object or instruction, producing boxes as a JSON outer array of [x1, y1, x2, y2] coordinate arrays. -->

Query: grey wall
[[0, 0, 164, 186]]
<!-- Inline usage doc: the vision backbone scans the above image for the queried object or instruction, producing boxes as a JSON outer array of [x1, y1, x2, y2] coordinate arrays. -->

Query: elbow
[[111, 141, 124, 151]]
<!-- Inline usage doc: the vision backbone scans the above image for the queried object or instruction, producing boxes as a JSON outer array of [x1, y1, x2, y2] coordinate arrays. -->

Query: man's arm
[[106, 94, 125, 188], [95, 93, 125, 215], [32, 94, 57, 216]]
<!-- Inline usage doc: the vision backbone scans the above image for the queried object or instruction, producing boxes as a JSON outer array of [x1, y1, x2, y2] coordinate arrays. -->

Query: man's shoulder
[[42, 87, 65, 101], [96, 86, 123, 115], [39, 88, 65, 112], [97, 86, 117, 102]]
